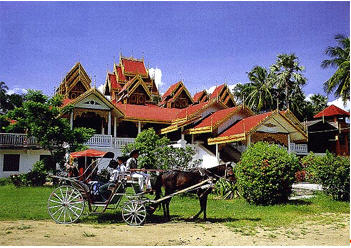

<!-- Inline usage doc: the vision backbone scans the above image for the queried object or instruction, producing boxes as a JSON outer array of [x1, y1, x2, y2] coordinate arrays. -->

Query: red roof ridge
[[314, 104, 350, 119], [210, 84, 226, 99]]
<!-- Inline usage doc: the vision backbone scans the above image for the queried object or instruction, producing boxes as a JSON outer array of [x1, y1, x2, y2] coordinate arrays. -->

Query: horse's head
[[224, 164, 235, 183]]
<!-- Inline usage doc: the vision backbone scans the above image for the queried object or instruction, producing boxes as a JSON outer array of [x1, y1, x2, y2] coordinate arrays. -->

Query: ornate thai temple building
[[1, 55, 329, 177]]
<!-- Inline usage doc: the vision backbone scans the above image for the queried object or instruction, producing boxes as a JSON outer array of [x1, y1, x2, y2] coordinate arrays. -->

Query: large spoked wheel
[[122, 200, 147, 226], [48, 185, 85, 224]]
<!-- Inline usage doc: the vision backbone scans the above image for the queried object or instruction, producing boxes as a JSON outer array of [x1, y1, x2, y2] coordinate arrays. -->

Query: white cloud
[[207, 85, 217, 94], [7, 88, 27, 95], [148, 68, 163, 89], [327, 97, 350, 111], [97, 84, 105, 94]]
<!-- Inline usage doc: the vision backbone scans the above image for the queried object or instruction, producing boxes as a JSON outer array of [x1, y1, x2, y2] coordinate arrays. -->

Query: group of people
[[99, 149, 152, 200]]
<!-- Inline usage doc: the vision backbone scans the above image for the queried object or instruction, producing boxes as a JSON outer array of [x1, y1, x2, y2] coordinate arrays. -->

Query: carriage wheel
[[122, 200, 146, 226], [48, 185, 85, 224]]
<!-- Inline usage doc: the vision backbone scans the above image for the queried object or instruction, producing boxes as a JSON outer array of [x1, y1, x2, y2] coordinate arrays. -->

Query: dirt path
[[0, 216, 349, 246]]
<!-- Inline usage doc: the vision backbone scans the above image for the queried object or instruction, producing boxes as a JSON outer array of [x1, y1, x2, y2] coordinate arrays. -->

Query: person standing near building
[[126, 149, 152, 193]]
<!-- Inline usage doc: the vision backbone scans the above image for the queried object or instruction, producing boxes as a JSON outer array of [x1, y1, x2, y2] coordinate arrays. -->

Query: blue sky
[[0, 1, 349, 105]]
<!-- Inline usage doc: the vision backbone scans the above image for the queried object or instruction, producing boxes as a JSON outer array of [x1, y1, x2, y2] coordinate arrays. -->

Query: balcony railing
[[0, 133, 39, 147], [0, 133, 134, 150], [290, 143, 308, 155]]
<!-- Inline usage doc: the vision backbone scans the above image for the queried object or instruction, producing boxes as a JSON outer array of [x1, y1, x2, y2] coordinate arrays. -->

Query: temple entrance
[[74, 112, 106, 134]]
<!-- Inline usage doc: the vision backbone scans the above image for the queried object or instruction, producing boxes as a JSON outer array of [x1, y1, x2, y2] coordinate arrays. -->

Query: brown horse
[[153, 164, 235, 221]]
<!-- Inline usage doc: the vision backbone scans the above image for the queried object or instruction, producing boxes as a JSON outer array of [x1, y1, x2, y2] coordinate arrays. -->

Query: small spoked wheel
[[48, 185, 85, 224], [122, 200, 146, 226]]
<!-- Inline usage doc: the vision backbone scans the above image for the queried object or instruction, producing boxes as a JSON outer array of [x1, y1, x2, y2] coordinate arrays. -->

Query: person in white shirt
[[125, 149, 151, 193], [99, 156, 125, 200]]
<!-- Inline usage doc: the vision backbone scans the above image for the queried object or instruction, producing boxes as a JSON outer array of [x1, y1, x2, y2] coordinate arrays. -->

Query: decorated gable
[[56, 62, 91, 99], [193, 90, 209, 104], [210, 84, 235, 107], [160, 81, 194, 109], [75, 94, 110, 110], [117, 76, 152, 105]]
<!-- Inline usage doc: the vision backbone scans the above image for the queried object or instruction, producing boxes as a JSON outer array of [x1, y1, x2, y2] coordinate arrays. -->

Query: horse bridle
[[202, 163, 231, 181]]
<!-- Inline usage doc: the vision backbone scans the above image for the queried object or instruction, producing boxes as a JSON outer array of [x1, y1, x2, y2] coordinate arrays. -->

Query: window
[[3, 154, 20, 171]]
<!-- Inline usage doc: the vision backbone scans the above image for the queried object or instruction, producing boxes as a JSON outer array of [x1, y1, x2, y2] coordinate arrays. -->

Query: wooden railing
[[0, 133, 135, 150], [290, 143, 308, 154], [0, 133, 39, 147], [84, 134, 113, 147], [85, 135, 135, 149]]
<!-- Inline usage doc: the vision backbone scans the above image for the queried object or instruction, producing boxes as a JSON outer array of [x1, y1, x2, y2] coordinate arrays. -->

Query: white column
[[287, 133, 291, 153], [70, 111, 74, 130], [216, 144, 219, 162], [191, 134, 194, 144], [107, 111, 111, 135], [247, 134, 251, 146], [114, 117, 117, 137], [138, 121, 141, 134], [181, 127, 185, 140]]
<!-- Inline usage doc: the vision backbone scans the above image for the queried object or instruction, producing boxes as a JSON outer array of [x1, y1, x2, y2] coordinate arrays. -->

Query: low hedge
[[236, 142, 300, 205]]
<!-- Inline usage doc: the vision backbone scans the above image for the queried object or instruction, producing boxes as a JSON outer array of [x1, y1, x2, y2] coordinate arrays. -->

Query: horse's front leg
[[190, 190, 205, 220]]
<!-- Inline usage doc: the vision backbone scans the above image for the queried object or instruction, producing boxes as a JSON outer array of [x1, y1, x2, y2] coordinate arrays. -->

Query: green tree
[[270, 54, 306, 110], [6, 90, 95, 172], [232, 83, 251, 105], [321, 34, 350, 104], [122, 128, 200, 170], [0, 81, 24, 114], [310, 93, 328, 113], [246, 66, 274, 112]]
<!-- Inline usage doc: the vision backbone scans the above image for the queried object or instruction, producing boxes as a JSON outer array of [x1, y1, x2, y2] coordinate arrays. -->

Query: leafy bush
[[122, 128, 201, 169], [0, 177, 11, 186], [10, 161, 47, 187], [300, 152, 320, 183], [213, 178, 238, 199], [313, 152, 349, 201], [235, 142, 300, 205]]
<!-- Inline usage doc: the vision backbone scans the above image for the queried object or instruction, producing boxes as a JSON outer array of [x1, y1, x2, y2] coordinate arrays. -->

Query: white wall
[[0, 149, 50, 178], [171, 140, 219, 168]]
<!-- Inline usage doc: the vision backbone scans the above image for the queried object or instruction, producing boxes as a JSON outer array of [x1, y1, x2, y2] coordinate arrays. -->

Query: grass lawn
[[0, 184, 349, 231]]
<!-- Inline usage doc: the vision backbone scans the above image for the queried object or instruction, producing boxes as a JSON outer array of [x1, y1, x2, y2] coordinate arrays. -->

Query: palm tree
[[321, 34, 350, 104], [309, 93, 328, 113], [232, 83, 251, 105], [270, 54, 306, 110], [246, 66, 273, 112]]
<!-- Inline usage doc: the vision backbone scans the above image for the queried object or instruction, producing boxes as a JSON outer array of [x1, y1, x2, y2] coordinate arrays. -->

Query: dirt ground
[[0, 214, 349, 246]]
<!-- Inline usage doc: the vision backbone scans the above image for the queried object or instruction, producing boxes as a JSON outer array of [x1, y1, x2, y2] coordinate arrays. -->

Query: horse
[[153, 164, 235, 221]]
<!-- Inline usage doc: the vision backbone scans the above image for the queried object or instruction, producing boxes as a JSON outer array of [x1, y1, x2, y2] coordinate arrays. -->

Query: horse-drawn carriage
[[47, 149, 234, 226]]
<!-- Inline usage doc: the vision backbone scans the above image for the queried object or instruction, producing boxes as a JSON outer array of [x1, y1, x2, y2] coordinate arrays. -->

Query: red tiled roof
[[116, 65, 126, 81], [314, 104, 350, 118], [210, 84, 225, 99], [108, 73, 121, 90], [194, 106, 241, 129], [176, 101, 211, 119], [161, 81, 182, 102], [119, 77, 135, 95], [121, 58, 147, 75], [217, 112, 272, 137], [114, 102, 181, 122], [193, 90, 207, 103]]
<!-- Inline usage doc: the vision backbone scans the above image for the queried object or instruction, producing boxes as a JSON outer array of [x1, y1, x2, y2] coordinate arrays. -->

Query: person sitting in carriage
[[98, 156, 127, 201], [126, 149, 152, 193]]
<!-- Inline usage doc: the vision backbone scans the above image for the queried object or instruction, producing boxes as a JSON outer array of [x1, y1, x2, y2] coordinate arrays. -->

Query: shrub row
[[301, 151, 349, 201]]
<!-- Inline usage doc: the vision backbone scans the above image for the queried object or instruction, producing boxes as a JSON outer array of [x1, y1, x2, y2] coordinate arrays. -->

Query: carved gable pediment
[[75, 94, 110, 110]]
